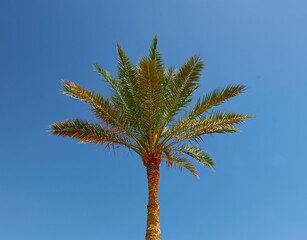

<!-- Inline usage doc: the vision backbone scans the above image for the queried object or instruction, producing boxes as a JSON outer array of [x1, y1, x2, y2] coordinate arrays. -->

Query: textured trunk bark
[[145, 158, 161, 240]]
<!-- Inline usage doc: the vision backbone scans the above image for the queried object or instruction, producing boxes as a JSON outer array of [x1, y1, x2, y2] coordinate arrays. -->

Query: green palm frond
[[115, 42, 143, 129], [94, 63, 141, 133], [94, 63, 125, 109], [170, 145, 215, 171], [159, 55, 204, 137], [135, 57, 166, 138], [49, 119, 138, 152], [162, 65, 175, 88], [162, 85, 247, 142], [149, 35, 163, 70], [163, 150, 198, 178], [190, 84, 247, 119], [168, 55, 204, 112], [94, 64, 121, 101], [61, 81, 127, 129], [173, 111, 253, 144], [116, 42, 138, 107], [61, 81, 146, 151]]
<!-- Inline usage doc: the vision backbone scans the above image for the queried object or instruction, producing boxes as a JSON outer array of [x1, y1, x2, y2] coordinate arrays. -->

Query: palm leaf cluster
[[50, 36, 252, 178]]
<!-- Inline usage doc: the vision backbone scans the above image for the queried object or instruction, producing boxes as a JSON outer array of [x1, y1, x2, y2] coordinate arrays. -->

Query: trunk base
[[145, 203, 160, 240]]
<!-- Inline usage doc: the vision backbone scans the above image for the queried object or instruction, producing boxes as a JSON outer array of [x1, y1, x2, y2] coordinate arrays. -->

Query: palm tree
[[49, 36, 252, 240]]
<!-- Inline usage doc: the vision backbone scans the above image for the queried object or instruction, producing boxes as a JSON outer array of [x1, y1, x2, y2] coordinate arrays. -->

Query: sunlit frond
[[135, 57, 167, 142], [61, 81, 146, 151], [116, 42, 138, 109], [189, 84, 247, 119], [94, 63, 121, 101], [170, 145, 215, 171], [160, 55, 204, 134], [61, 81, 126, 129], [49, 119, 138, 152], [94, 63, 141, 133], [173, 111, 253, 144], [163, 151, 198, 178], [162, 85, 247, 142], [149, 35, 164, 70]]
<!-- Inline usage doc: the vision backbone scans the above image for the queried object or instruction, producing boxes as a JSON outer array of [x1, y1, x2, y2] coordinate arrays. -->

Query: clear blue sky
[[1, 0, 306, 239]]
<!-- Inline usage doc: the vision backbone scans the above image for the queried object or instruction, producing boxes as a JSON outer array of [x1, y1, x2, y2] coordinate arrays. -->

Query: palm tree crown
[[49, 36, 252, 240], [50, 36, 251, 177]]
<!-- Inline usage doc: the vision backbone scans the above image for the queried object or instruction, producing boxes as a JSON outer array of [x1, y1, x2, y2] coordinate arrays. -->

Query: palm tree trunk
[[145, 159, 161, 240]]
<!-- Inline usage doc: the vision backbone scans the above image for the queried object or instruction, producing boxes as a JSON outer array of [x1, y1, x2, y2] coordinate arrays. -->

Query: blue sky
[[1, 0, 307, 239]]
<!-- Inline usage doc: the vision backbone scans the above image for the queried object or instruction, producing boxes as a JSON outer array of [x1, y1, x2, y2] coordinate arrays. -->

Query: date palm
[[49, 36, 252, 240]]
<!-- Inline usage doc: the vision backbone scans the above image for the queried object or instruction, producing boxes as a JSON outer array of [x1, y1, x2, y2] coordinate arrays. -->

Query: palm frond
[[94, 63, 141, 132], [61, 81, 125, 128], [135, 57, 166, 140], [94, 63, 121, 99], [61, 81, 146, 151], [115, 42, 148, 133], [175, 111, 254, 144], [116, 42, 138, 107], [171, 145, 215, 171], [49, 119, 138, 152], [163, 84, 247, 141], [149, 35, 163, 70], [163, 150, 198, 178], [160, 55, 204, 135], [189, 84, 247, 119]]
